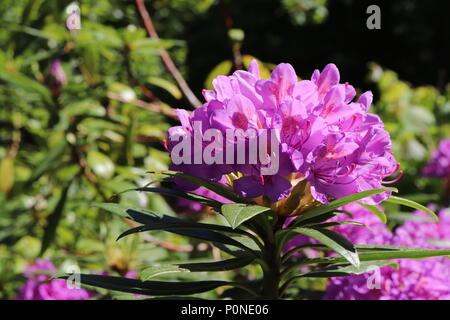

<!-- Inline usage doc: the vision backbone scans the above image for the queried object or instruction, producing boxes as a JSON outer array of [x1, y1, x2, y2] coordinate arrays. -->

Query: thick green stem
[[261, 240, 281, 299]]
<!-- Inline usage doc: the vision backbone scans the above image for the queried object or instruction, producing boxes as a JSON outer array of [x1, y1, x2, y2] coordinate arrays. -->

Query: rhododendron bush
[[83, 61, 450, 299], [1, 0, 450, 301]]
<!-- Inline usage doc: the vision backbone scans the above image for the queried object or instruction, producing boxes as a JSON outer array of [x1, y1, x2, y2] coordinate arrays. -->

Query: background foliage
[[0, 0, 448, 299]]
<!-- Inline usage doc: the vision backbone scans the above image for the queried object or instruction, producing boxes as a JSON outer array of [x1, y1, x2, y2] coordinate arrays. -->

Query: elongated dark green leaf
[[355, 245, 421, 252], [0, 70, 52, 104], [292, 227, 360, 267], [93, 202, 150, 219], [292, 187, 397, 227], [280, 260, 397, 294], [40, 183, 71, 255], [212, 242, 249, 258], [140, 265, 189, 281], [118, 225, 251, 251], [95, 203, 259, 252], [299, 261, 397, 278], [147, 77, 182, 99], [383, 196, 438, 222], [178, 256, 255, 272], [312, 221, 368, 229], [62, 274, 230, 296], [388, 212, 435, 223], [144, 296, 207, 300], [134, 187, 222, 208], [358, 248, 450, 261], [296, 246, 450, 266], [356, 201, 387, 223], [221, 204, 272, 229], [95, 203, 251, 236], [293, 211, 341, 227], [152, 170, 252, 204]]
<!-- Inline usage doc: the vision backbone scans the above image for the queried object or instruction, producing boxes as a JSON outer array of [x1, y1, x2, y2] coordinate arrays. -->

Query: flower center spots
[[232, 112, 249, 130], [282, 117, 298, 140]]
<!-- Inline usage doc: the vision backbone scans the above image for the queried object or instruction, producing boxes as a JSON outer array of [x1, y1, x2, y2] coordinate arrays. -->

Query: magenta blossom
[[167, 61, 399, 207], [323, 205, 450, 300], [50, 59, 67, 87], [17, 259, 95, 300], [422, 138, 450, 178]]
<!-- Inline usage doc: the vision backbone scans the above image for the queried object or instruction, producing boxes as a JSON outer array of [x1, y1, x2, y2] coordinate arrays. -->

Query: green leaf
[[298, 261, 397, 278], [297, 246, 450, 265], [153, 170, 252, 204], [312, 221, 369, 229], [94, 203, 252, 238], [64, 274, 230, 296], [133, 187, 222, 208], [178, 256, 255, 272], [280, 260, 397, 294], [147, 77, 182, 99], [212, 242, 249, 258], [388, 212, 435, 223], [118, 224, 252, 252], [358, 247, 450, 261], [383, 196, 439, 222], [0, 157, 14, 193], [0, 70, 52, 104], [140, 265, 189, 281], [221, 204, 272, 229], [356, 201, 387, 223], [29, 139, 67, 183], [94, 203, 258, 252], [291, 187, 397, 227], [204, 60, 233, 90], [87, 150, 115, 180], [93, 202, 144, 219], [291, 227, 360, 267], [293, 211, 342, 227]]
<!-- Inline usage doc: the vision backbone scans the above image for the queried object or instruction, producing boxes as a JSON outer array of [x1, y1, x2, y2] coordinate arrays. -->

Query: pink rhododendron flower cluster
[[167, 61, 400, 208], [17, 259, 95, 300], [323, 205, 450, 300], [422, 138, 450, 178]]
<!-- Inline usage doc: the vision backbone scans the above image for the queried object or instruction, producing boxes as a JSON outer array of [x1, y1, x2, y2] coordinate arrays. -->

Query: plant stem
[[135, 0, 201, 108], [261, 236, 281, 299]]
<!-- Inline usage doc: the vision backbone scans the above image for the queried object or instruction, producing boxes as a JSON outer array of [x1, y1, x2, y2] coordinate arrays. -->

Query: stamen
[[344, 114, 358, 131], [336, 163, 356, 178], [162, 139, 171, 152], [382, 163, 401, 178]]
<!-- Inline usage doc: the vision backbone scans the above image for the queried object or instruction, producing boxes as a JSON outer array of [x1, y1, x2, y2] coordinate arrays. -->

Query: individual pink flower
[[17, 259, 95, 300], [66, 9, 81, 31], [50, 59, 67, 87], [422, 138, 450, 178]]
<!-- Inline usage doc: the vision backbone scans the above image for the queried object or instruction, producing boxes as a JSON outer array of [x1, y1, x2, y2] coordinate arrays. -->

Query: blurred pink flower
[[17, 259, 95, 300], [66, 9, 81, 31], [323, 206, 450, 300], [50, 59, 67, 87]]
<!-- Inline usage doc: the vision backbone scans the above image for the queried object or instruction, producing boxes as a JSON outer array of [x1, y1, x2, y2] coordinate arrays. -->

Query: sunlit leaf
[[383, 196, 438, 222], [140, 265, 189, 280], [221, 204, 273, 229]]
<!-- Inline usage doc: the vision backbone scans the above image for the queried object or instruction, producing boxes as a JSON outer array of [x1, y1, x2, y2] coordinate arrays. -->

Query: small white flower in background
[[66, 2, 81, 31]]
